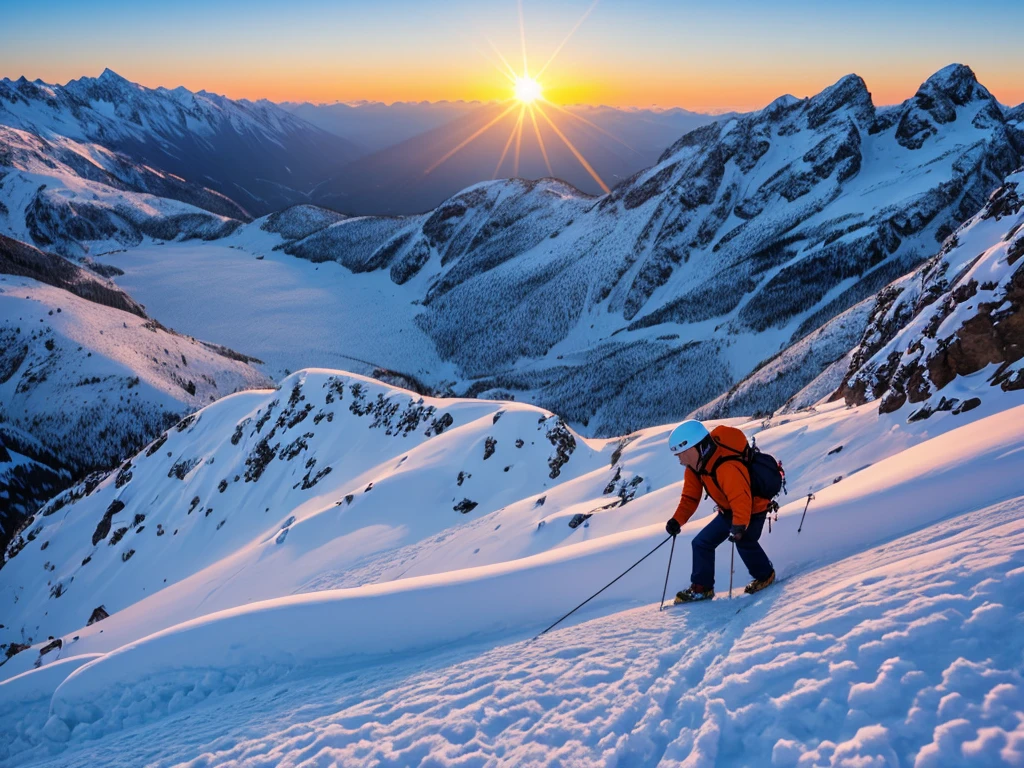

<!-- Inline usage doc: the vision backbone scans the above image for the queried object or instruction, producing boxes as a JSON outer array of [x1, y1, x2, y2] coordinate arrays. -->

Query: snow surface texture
[[1, 358, 1022, 764], [96, 231, 454, 384], [9, 496, 1023, 767]]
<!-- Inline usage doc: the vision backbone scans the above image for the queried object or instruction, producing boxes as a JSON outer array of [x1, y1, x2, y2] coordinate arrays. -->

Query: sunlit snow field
[[101, 236, 454, 383]]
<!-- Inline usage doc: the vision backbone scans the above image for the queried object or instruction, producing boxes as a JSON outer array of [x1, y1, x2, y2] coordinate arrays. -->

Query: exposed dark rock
[[453, 498, 478, 514], [91, 499, 125, 546], [87, 605, 109, 625], [483, 437, 497, 460]]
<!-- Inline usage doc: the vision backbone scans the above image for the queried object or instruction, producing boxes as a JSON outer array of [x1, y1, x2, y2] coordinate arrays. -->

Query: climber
[[664, 419, 778, 602]]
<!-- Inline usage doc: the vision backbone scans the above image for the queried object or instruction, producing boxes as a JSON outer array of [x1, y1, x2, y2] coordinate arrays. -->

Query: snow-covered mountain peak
[[804, 72, 874, 127], [884, 63, 1006, 150], [917, 62, 990, 107], [95, 68, 130, 86]]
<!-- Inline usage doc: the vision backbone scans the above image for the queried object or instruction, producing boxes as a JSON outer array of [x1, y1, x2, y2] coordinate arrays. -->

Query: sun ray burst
[[535, 102, 610, 194], [426, 2, 618, 194], [535, 0, 600, 81], [527, 104, 554, 177], [425, 101, 519, 175], [484, 38, 519, 83], [494, 107, 525, 177], [540, 97, 638, 154]]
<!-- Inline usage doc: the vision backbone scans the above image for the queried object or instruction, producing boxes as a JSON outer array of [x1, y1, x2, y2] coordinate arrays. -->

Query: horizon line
[[2, 64, 1020, 114]]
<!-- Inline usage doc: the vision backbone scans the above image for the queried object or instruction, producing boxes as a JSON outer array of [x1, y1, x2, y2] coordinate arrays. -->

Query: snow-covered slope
[[838, 169, 1024, 418], [2, 188, 1022, 757], [0, 70, 361, 217], [1, 65, 1022, 768], [15, 492, 1023, 767], [0, 236, 272, 553], [0, 125, 244, 257], [692, 297, 876, 419], [0, 364, 1022, 764]]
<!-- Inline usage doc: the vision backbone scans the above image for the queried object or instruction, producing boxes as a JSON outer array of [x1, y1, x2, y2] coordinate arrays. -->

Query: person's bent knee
[[693, 535, 714, 551]]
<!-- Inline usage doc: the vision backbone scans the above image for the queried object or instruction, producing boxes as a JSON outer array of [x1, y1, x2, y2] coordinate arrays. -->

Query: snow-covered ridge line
[[0, 126, 246, 257], [0, 69, 361, 218], [0, 368, 598, 659], [31, 402, 1024, 739]]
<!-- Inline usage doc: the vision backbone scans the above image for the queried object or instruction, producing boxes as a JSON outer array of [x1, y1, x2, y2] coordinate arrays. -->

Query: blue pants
[[691, 511, 773, 589]]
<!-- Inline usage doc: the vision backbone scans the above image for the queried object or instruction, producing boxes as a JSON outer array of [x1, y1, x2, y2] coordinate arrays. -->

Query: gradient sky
[[2, 0, 1022, 111]]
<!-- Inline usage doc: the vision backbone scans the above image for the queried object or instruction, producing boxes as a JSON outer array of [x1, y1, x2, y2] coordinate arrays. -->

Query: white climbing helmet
[[668, 420, 710, 454]]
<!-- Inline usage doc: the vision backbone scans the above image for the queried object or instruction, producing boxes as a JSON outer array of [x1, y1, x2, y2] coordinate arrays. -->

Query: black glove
[[729, 524, 746, 542], [666, 517, 681, 537]]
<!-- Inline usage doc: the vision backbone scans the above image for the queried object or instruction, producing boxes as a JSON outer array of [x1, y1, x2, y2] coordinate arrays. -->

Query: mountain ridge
[[252, 63, 1023, 435], [0, 69, 361, 217]]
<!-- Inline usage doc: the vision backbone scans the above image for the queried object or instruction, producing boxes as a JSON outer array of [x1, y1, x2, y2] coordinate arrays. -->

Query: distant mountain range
[[0, 70, 361, 217], [283, 100, 726, 213], [266, 64, 1023, 434], [278, 100, 487, 153], [0, 70, 726, 220], [306, 102, 726, 214]]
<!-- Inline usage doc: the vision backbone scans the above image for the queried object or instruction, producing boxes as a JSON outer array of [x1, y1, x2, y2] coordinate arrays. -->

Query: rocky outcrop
[[837, 171, 1024, 418]]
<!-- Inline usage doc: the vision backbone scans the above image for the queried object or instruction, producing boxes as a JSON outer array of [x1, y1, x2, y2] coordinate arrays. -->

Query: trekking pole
[[729, 542, 735, 599], [659, 535, 676, 611], [535, 535, 671, 639], [797, 493, 816, 533]]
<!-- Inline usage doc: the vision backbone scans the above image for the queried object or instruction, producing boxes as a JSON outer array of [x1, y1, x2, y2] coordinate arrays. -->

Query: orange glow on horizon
[[69, 62, 1022, 114]]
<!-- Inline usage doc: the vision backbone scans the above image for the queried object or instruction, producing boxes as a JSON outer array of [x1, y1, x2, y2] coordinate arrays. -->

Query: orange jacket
[[671, 425, 770, 528]]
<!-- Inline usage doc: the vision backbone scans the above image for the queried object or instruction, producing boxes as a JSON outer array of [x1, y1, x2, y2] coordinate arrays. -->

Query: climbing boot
[[674, 584, 715, 604], [744, 570, 776, 595]]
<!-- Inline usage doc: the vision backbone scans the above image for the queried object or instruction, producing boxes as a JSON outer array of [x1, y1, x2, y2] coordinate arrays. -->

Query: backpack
[[706, 440, 786, 501]]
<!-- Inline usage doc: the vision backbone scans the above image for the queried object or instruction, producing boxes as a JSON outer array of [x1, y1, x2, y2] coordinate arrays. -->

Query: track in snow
[[14, 495, 1023, 768]]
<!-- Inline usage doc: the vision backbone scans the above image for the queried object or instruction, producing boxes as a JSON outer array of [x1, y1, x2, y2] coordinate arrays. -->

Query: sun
[[514, 75, 542, 104], [424, 0, 612, 195]]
